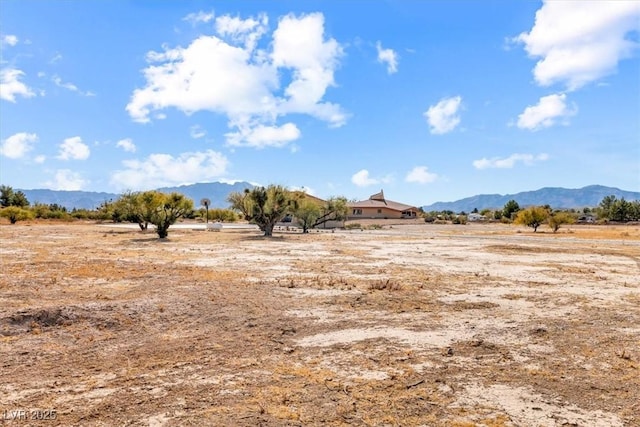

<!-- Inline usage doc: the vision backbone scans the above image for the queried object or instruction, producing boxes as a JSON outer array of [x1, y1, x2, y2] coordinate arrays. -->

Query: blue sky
[[1, 1, 639, 206]]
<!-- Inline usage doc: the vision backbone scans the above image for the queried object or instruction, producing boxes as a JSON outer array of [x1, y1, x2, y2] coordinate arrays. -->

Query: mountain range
[[16, 181, 254, 210], [11, 183, 640, 212], [421, 185, 640, 213]]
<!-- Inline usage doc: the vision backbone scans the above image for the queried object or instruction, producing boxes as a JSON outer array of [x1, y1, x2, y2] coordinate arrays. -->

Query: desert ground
[[1, 220, 639, 426]]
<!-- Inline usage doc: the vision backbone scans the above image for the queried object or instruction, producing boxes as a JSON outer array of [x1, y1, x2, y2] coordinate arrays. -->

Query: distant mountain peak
[[422, 185, 640, 212], [15, 181, 254, 210]]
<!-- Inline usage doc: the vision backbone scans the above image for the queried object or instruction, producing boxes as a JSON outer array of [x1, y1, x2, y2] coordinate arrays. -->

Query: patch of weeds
[[344, 223, 362, 230], [368, 279, 402, 291]]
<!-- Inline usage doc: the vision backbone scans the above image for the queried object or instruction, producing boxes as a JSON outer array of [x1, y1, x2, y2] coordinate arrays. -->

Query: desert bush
[[452, 215, 467, 225], [514, 206, 549, 232], [201, 208, 238, 222], [344, 223, 362, 229], [0, 206, 34, 224], [548, 212, 575, 233]]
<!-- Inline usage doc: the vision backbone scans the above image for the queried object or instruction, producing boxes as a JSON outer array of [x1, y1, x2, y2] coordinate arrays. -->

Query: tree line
[[0, 184, 349, 239], [424, 195, 640, 233], [1, 183, 637, 236]]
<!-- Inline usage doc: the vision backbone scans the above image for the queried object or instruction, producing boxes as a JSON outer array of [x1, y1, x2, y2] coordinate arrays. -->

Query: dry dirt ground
[[1, 221, 639, 426]]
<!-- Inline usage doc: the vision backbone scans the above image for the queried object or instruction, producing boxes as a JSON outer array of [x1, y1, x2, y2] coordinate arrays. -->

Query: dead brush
[[368, 278, 402, 291]]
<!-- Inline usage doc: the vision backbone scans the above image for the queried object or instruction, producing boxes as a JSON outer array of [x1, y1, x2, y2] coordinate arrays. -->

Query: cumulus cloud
[[127, 12, 346, 148], [517, 93, 576, 130], [216, 13, 268, 52], [351, 169, 378, 187], [183, 10, 215, 25], [225, 122, 300, 148], [0, 132, 38, 159], [1, 34, 18, 46], [116, 138, 136, 153], [110, 149, 229, 190], [424, 96, 462, 134], [376, 41, 398, 74], [405, 166, 438, 184], [34, 155, 46, 164], [0, 68, 35, 102], [515, 1, 640, 90], [45, 169, 88, 191], [473, 153, 549, 170], [57, 136, 90, 160]]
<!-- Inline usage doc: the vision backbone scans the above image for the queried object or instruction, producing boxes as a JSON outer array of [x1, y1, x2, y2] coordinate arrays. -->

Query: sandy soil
[[1, 221, 638, 426]]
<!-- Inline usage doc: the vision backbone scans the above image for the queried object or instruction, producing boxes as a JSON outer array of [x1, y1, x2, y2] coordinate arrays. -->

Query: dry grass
[[1, 221, 638, 426]]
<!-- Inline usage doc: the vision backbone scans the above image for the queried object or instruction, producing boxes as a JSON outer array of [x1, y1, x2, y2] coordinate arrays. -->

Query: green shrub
[[0, 206, 34, 224]]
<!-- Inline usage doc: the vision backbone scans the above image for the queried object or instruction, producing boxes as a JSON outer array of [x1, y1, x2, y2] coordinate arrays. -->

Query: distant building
[[348, 190, 419, 220], [468, 213, 487, 221]]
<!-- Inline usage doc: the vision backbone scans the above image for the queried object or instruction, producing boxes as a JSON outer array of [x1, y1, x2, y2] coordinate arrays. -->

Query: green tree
[[113, 191, 161, 230], [149, 192, 194, 238], [0, 185, 15, 207], [598, 195, 617, 220], [312, 196, 349, 229], [610, 198, 631, 222], [0, 206, 34, 224], [227, 190, 252, 220], [12, 191, 29, 207], [629, 200, 640, 221], [228, 185, 292, 236], [514, 206, 549, 232], [548, 211, 575, 233], [502, 200, 520, 220], [293, 197, 321, 233]]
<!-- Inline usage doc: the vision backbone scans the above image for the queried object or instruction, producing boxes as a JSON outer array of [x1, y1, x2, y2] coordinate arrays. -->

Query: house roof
[[348, 190, 417, 212], [290, 191, 326, 206]]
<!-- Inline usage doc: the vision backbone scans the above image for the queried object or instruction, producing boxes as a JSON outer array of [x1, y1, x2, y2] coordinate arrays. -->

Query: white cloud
[[52, 75, 94, 96], [57, 136, 90, 160], [376, 41, 398, 74], [45, 169, 88, 191], [517, 93, 576, 130], [127, 12, 346, 148], [424, 96, 462, 134], [0, 68, 35, 102], [34, 155, 46, 164], [216, 13, 268, 52], [0, 132, 38, 159], [183, 10, 215, 25], [1, 34, 18, 46], [473, 153, 549, 170], [49, 53, 63, 64], [515, 1, 640, 90], [110, 149, 229, 190], [405, 166, 438, 184], [190, 125, 206, 139], [116, 138, 136, 153], [351, 169, 380, 187], [271, 13, 346, 126], [225, 122, 300, 148]]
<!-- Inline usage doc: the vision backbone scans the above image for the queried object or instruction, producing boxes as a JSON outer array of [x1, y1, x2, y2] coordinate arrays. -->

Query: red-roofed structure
[[348, 190, 419, 220]]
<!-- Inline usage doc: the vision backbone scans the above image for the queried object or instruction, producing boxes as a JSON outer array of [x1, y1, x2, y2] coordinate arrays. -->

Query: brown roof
[[349, 198, 417, 212], [349, 190, 417, 212]]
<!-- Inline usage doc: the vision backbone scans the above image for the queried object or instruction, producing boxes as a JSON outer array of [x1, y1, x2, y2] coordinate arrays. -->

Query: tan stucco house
[[348, 190, 419, 220]]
